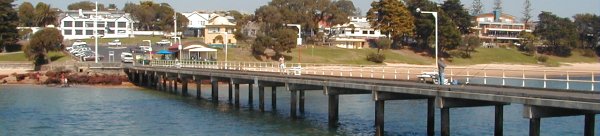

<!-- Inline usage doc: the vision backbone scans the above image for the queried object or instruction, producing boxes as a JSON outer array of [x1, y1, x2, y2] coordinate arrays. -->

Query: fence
[[149, 60, 599, 91]]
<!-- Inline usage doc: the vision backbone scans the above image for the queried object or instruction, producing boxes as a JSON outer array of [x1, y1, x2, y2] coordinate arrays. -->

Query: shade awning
[[188, 47, 217, 52], [156, 49, 172, 54], [168, 44, 180, 50], [183, 45, 206, 50]]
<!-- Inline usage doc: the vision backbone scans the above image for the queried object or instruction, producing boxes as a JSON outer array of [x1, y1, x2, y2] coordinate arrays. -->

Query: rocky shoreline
[[0, 69, 128, 86]]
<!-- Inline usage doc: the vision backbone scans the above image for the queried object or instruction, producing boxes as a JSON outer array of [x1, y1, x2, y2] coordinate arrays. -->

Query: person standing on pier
[[279, 56, 285, 74]]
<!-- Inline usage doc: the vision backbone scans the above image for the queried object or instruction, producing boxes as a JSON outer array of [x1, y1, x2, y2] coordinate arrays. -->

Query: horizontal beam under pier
[[257, 81, 285, 87], [437, 97, 509, 109], [373, 91, 432, 101], [523, 105, 600, 119], [286, 83, 323, 91], [231, 78, 253, 84], [325, 87, 371, 95]]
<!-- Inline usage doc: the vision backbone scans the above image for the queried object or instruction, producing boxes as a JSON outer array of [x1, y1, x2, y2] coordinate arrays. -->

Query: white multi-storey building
[[472, 10, 532, 45], [182, 11, 215, 37], [327, 16, 385, 49], [59, 9, 134, 39]]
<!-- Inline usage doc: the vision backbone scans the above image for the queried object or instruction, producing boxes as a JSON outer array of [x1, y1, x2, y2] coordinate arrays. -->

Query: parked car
[[108, 39, 122, 46], [120, 52, 134, 63], [156, 39, 171, 46], [83, 54, 103, 61], [140, 46, 152, 52]]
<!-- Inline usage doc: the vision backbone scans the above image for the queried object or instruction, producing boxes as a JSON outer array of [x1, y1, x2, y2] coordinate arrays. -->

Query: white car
[[140, 46, 152, 52], [72, 40, 87, 46], [156, 40, 171, 46], [108, 39, 122, 46], [120, 52, 134, 63]]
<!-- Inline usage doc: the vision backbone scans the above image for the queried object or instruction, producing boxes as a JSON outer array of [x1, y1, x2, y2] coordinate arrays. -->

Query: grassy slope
[[450, 48, 598, 66], [0, 52, 69, 62]]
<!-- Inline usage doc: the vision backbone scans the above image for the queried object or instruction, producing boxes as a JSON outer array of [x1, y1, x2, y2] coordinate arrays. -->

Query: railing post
[[340, 66, 343, 76], [543, 70, 547, 88], [566, 71, 570, 90], [370, 67, 374, 78], [592, 72, 595, 91], [522, 68, 526, 87], [349, 66, 353, 77], [502, 69, 506, 86], [450, 69, 453, 82], [484, 70, 487, 85], [394, 68, 397, 80], [382, 67, 385, 79], [466, 70, 470, 84], [322, 65, 325, 75], [360, 66, 363, 78], [407, 69, 410, 80]]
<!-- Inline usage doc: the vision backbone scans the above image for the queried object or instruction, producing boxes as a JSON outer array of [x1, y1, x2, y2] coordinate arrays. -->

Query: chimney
[[493, 10, 501, 22]]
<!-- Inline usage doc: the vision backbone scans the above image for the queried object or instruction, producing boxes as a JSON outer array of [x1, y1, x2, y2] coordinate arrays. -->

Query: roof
[[207, 16, 235, 26], [475, 13, 517, 20]]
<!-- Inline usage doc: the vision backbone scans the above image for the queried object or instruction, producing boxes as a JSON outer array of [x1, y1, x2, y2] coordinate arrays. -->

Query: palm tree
[[33, 3, 58, 27]]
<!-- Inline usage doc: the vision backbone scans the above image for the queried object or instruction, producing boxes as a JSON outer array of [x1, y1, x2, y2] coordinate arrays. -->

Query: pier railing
[[148, 60, 599, 91]]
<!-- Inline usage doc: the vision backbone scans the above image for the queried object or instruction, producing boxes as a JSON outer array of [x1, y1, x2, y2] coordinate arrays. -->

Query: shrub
[[535, 55, 549, 62], [367, 53, 386, 63], [581, 49, 596, 57]]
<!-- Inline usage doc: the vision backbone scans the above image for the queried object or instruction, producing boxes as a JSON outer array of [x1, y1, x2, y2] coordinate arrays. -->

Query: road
[[81, 43, 171, 63]]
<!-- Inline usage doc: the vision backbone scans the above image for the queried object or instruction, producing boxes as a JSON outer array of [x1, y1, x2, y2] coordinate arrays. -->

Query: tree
[[535, 11, 578, 56], [33, 2, 58, 27], [366, 0, 415, 45], [493, 0, 502, 13], [17, 2, 35, 27], [459, 35, 481, 58], [573, 14, 600, 49], [23, 28, 63, 70], [441, 0, 473, 34], [67, 1, 105, 11], [470, 0, 483, 15], [107, 4, 117, 10], [0, 0, 18, 52], [123, 1, 187, 33], [522, 0, 532, 29], [374, 38, 391, 53], [517, 30, 537, 55], [406, 0, 462, 56]]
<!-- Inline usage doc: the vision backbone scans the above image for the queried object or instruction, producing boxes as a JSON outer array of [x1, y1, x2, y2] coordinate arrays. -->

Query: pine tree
[[0, 0, 19, 52], [493, 0, 502, 13], [522, 0, 532, 28], [470, 0, 483, 15], [366, 0, 415, 43]]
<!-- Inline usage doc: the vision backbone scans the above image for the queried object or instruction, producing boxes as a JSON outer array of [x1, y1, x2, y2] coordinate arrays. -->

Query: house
[[327, 16, 386, 49], [59, 9, 134, 39], [472, 10, 532, 47], [181, 11, 214, 37], [203, 15, 237, 48]]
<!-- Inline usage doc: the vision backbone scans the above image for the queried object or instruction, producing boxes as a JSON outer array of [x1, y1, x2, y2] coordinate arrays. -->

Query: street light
[[220, 32, 228, 62], [94, 1, 99, 63], [284, 24, 302, 62], [417, 8, 443, 85]]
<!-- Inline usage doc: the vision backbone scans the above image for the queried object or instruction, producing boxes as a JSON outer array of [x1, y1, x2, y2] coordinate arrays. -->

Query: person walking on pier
[[279, 56, 285, 74]]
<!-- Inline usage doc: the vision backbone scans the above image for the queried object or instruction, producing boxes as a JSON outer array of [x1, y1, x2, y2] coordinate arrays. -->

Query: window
[[117, 22, 126, 28], [201, 21, 205, 26], [208, 27, 219, 33], [370, 31, 375, 34], [63, 30, 72, 35], [85, 21, 93, 27], [75, 21, 83, 27], [228, 39, 232, 43], [227, 28, 233, 33], [118, 30, 126, 34], [98, 30, 105, 35], [362, 31, 368, 34], [75, 30, 83, 35], [86, 30, 93, 35], [97, 22, 105, 27], [107, 22, 115, 28], [107, 29, 115, 34], [63, 21, 72, 27]]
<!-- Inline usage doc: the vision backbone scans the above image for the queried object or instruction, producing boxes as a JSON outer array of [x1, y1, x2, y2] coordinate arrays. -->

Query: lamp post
[[221, 32, 228, 62], [94, 1, 99, 63], [417, 8, 442, 85], [284, 24, 302, 62]]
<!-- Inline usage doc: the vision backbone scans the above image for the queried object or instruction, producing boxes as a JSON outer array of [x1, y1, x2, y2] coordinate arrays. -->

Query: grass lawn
[[449, 47, 598, 66], [0, 51, 70, 62], [76, 36, 204, 46]]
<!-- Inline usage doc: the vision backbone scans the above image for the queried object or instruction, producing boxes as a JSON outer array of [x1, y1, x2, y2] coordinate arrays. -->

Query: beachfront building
[[203, 15, 237, 48], [182, 11, 215, 37], [472, 10, 532, 47], [327, 16, 385, 49], [59, 9, 134, 39]]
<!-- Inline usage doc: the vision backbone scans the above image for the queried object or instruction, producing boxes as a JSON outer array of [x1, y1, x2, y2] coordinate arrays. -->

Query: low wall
[[0, 62, 33, 70]]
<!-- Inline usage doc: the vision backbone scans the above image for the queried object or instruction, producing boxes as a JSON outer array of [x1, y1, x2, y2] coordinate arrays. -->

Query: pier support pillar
[[529, 118, 540, 136], [272, 86, 277, 110], [375, 100, 384, 136], [162, 76, 167, 91], [234, 83, 240, 107], [427, 98, 435, 136], [146, 74, 152, 88], [211, 78, 218, 102], [441, 107, 450, 136], [495, 105, 504, 136], [182, 79, 188, 96], [173, 79, 178, 94], [248, 83, 254, 106], [168, 79, 173, 92], [195, 80, 202, 99], [259, 85, 265, 112], [328, 94, 339, 127], [299, 90, 305, 114], [290, 89, 297, 118], [585, 114, 595, 136], [138, 73, 144, 86], [228, 80, 233, 102]]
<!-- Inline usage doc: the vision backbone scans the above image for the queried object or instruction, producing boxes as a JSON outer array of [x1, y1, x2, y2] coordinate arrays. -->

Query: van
[[120, 52, 134, 63]]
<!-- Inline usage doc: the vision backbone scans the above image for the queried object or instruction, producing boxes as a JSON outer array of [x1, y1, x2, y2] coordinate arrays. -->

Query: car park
[[156, 39, 171, 46], [140, 46, 152, 52], [108, 39, 122, 46]]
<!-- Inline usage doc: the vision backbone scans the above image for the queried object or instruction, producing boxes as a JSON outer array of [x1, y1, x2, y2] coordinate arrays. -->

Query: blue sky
[[15, 0, 600, 21]]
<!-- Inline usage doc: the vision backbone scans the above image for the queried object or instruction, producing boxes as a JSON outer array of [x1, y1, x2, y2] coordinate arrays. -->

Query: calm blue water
[[455, 76, 600, 91], [0, 84, 598, 135]]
